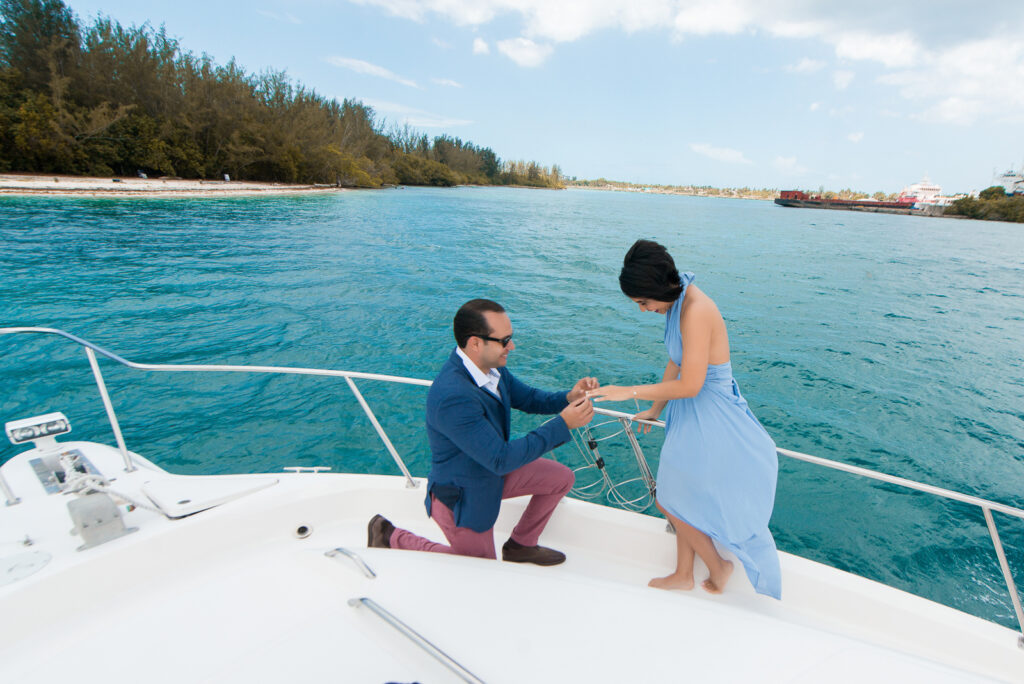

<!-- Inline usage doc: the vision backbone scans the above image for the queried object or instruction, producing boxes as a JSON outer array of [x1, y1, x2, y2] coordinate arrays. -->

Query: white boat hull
[[1, 440, 1020, 683]]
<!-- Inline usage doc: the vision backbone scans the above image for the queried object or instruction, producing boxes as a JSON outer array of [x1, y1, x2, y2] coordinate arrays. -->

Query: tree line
[[0, 0, 564, 188], [944, 186, 1024, 223]]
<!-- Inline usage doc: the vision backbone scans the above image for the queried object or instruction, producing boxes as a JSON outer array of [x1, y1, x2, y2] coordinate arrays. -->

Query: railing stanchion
[[983, 507, 1024, 648], [344, 377, 418, 488], [0, 469, 20, 506], [621, 417, 656, 495], [85, 347, 134, 472]]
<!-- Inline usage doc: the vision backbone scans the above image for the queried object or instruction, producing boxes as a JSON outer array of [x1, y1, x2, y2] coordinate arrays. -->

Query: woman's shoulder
[[680, 285, 722, 323], [682, 284, 714, 309]]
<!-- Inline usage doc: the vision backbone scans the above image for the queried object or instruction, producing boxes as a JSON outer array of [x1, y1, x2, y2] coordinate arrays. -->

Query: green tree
[[0, 0, 80, 92], [0, 0, 563, 187]]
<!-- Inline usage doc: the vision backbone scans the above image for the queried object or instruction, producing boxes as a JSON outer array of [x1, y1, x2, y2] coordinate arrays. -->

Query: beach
[[0, 174, 345, 198]]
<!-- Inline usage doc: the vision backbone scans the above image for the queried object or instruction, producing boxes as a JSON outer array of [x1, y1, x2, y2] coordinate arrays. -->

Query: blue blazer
[[425, 349, 571, 532]]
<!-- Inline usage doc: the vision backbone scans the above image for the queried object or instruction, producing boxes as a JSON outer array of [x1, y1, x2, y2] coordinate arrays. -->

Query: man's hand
[[567, 377, 599, 403], [560, 397, 594, 430]]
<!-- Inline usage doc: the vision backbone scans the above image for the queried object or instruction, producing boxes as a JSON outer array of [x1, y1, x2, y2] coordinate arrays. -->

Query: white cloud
[[833, 31, 921, 68], [473, 37, 490, 54], [764, 17, 826, 40], [256, 9, 301, 24], [672, 0, 752, 37], [363, 99, 473, 127], [350, 1, 1024, 122], [787, 58, 825, 73], [878, 36, 1024, 125], [497, 37, 553, 67], [432, 37, 452, 49], [432, 77, 463, 87], [326, 56, 420, 88], [774, 156, 807, 173], [916, 97, 987, 126], [690, 143, 752, 165], [833, 70, 854, 90], [351, 0, 495, 24], [847, 131, 864, 143], [809, 101, 821, 111]]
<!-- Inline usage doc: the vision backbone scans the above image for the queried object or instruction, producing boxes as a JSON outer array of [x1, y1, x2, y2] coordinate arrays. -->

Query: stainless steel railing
[[326, 547, 377, 579], [1, 326, 1022, 645], [347, 597, 485, 683], [0, 326, 428, 488]]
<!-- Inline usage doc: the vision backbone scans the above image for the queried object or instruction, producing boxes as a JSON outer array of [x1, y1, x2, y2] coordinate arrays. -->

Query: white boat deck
[[1, 440, 1020, 683]]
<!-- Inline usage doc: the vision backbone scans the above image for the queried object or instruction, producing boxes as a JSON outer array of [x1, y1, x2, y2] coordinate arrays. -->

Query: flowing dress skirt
[[657, 362, 782, 598]]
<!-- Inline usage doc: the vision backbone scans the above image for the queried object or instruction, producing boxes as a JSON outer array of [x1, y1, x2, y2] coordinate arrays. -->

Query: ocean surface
[[1, 186, 1022, 627]]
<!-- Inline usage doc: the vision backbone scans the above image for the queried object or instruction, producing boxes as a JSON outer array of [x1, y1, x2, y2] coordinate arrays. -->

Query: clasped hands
[[585, 384, 661, 434], [563, 379, 661, 433], [561, 376, 598, 429]]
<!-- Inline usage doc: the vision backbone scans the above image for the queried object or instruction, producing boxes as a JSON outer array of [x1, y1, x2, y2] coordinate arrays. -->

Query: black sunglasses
[[478, 333, 513, 347]]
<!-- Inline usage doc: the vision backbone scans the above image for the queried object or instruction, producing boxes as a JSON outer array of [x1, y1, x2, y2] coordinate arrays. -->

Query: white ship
[[994, 167, 1024, 195], [2, 327, 1022, 683]]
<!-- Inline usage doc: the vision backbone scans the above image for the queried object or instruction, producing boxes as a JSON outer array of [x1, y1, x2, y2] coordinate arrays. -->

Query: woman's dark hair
[[619, 239, 684, 301], [454, 298, 506, 348]]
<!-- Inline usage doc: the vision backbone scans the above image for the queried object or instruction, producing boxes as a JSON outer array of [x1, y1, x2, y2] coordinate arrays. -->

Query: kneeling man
[[369, 298, 595, 565]]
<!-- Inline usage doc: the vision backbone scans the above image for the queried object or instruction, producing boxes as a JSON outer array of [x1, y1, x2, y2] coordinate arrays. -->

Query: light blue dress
[[657, 273, 782, 599]]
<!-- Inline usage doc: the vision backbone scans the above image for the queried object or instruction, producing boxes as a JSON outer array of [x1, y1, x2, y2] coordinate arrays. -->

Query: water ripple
[[1, 189, 1023, 626]]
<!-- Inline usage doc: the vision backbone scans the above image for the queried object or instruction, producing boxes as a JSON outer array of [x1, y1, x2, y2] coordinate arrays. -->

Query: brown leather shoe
[[367, 514, 395, 548], [501, 538, 566, 566]]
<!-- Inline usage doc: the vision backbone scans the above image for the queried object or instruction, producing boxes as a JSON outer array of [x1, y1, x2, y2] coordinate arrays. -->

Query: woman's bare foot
[[701, 561, 733, 594], [648, 573, 695, 591]]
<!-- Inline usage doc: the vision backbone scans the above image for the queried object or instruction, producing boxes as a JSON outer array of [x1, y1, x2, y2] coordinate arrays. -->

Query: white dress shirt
[[456, 347, 501, 399]]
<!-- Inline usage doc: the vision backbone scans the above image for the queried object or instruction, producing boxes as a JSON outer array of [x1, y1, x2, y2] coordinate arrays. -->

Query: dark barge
[[775, 190, 916, 215]]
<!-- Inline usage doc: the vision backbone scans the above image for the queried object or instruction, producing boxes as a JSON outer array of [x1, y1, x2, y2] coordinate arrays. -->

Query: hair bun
[[619, 239, 683, 301]]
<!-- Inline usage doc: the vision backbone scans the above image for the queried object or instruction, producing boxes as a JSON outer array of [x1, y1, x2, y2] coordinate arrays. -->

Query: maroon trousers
[[390, 458, 574, 559]]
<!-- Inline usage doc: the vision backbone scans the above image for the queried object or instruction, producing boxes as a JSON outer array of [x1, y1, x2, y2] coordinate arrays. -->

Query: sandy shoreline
[[0, 174, 346, 198]]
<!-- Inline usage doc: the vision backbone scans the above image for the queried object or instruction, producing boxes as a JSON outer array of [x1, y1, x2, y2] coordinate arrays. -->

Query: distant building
[[994, 167, 1024, 195], [899, 176, 943, 204]]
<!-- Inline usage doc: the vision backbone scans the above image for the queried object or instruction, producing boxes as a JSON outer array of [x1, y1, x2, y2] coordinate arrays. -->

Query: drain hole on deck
[[294, 525, 312, 539], [177, 499, 191, 505]]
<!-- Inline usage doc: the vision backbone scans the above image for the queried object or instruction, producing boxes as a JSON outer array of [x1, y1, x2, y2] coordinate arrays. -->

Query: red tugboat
[[775, 190, 916, 214]]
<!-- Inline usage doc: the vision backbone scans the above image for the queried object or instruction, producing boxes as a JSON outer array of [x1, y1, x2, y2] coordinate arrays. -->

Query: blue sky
[[62, 0, 1024, 194]]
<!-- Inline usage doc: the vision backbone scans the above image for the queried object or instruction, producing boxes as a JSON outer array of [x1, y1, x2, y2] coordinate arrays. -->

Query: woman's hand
[[585, 385, 636, 403], [631, 407, 662, 434]]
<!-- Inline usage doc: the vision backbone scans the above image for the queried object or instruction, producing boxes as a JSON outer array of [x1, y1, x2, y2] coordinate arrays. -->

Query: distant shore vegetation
[[568, 179, 906, 203], [945, 186, 1024, 223], [570, 178, 778, 200], [0, 0, 563, 189]]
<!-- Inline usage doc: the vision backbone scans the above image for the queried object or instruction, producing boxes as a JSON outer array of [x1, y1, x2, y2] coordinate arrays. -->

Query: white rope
[[59, 453, 168, 517]]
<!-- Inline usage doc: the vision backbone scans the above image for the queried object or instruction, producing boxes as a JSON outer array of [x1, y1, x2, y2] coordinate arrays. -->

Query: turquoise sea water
[[1, 187, 1022, 626]]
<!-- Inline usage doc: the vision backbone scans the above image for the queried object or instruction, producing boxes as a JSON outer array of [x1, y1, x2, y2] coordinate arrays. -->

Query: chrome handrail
[[1, 326, 1022, 644], [348, 597, 485, 683], [326, 547, 377, 579], [0, 326, 426, 488]]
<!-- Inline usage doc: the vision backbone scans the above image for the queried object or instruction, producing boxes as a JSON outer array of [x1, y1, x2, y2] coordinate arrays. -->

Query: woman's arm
[[643, 359, 680, 417], [588, 298, 714, 403]]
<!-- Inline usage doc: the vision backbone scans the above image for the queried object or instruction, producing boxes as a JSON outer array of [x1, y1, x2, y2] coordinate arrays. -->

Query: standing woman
[[587, 239, 781, 599]]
